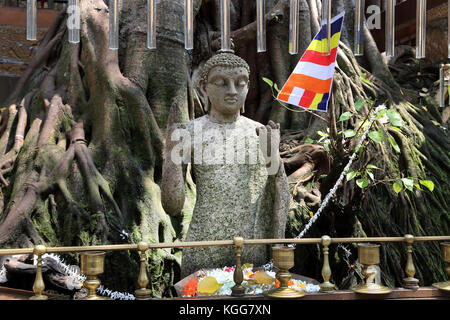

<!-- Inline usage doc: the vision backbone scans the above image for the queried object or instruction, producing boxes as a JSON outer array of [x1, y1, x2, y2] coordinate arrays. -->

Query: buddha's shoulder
[[184, 115, 265, 129]]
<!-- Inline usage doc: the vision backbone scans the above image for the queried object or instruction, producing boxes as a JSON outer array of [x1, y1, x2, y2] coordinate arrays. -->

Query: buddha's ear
[[198, 82, 209, 112]]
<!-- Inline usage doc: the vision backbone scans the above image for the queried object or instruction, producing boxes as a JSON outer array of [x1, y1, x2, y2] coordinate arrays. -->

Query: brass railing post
[[320, 235, 335, 292], [135, 242, 152, 300], [231, 236, 245, 297], [403, 234, 419, 290], [29, 244, 48, 300]]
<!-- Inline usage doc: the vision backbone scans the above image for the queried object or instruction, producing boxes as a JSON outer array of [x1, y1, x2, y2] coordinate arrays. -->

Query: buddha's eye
[[213, 78, 225, 86], [237, 79, 247, 87]]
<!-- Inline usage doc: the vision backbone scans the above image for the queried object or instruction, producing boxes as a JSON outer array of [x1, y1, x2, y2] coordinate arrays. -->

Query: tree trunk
[[0, 0, 448, 296]]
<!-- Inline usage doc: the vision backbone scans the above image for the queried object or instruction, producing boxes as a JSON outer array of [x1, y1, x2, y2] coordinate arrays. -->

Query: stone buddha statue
[[161, 52, 290, 278]]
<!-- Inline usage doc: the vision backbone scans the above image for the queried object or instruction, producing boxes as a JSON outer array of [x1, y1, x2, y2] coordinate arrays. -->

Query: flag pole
[[322, 0, 332, 56], [220, 0, 231, 51]]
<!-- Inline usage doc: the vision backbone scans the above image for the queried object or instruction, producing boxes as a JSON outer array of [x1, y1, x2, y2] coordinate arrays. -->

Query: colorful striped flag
[[277, 12, 345, 112]]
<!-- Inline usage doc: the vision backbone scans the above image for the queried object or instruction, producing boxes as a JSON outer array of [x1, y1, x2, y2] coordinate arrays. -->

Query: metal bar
[[289, 0, 299, 54], [416, 0, 427, 59], [385, 0, 396, 57], [256, 0, 266, 52], [68, 0, 80, 44], [354, 0, 364, 56], [184, 0, 193, 50], [1, 236, 449, 256], [220, 0, 231, 51], [26, 0, 37, 41], [109, 0, 119, 50], [147, 0, 156, 49]]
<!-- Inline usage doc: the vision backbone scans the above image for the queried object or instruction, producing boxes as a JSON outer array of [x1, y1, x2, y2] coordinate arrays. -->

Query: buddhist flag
[[277, 11, 345, 112]]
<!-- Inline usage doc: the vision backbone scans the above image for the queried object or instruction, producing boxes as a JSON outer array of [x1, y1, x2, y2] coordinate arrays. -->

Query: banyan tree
[[0, 0, 448, 297]]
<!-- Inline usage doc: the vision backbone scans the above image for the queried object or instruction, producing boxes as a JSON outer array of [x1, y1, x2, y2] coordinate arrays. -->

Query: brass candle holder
[[80, 251, 109, 300], [432, 242, 450, 291], [352, 243, 392, 294], [263, 245, 305, 299]]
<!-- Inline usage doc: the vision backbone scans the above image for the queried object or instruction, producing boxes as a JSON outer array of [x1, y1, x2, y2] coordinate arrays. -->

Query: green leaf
[[414, 183, 423, 190], [339, 112, 352, 122], [354, 99, 365, 112], [387, 109, 403, 127], [368, 130, 384, 143], [375, 108, 387, 120], [344, 129, 357, 138], [366, 164, 379, 170], [356, 178, 369, 189], [262, 77, 273, 88], [401, 177, 414, 192], [419, 180, 435, 192], [361, 73, 373, 85], [304, 138, 314, 144], [317, 130, 328, 137], [368, 172, 375, 181], [388, 136, 400, 153], [273, 82, 280, 93], [346, 169, 358, 181], [390, 126, 402, 133], [393, 181, 403, 194]]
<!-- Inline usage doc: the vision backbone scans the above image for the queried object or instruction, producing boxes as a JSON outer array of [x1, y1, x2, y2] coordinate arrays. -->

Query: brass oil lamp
[[432, 242, 450, 291], [352, 243, 392, 294], [80, 251, 110, 300], [263, 245, 305, 298]]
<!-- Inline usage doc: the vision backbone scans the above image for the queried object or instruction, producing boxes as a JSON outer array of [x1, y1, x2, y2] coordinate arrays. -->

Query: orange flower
[[275, 280, 294, 288], [183, 278, 199, 296]]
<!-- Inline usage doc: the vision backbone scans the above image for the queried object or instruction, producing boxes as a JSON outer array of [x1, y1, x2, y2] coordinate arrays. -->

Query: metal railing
[[0, 234, 449, 300]]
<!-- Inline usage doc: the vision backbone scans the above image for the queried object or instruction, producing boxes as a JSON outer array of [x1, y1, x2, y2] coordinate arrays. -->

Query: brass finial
[[319, 235, 335, 292], [135, 242, 152, 300], [403, 234, 419, 290], [29, 244, 48, 300], [231, 237, 245, 297]]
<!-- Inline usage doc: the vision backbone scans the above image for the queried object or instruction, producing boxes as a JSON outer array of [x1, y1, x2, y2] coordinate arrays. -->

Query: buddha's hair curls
[[199, 53, 250, 85]]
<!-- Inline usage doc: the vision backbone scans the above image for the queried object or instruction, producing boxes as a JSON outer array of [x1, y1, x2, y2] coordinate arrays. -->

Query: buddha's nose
[[227, 83, 238, 95]]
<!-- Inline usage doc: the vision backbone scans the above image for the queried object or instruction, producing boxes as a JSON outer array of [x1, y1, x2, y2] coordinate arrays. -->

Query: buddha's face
[[205, 66, 249, 118]]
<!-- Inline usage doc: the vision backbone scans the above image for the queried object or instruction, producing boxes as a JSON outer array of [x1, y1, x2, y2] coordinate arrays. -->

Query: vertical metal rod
[[448, 0, 450, 59], [402, 235, 420, 290], [135, 242, 152, 300], [385, 0, 395, 57], [184, 0, 193, 50], [321, 0, 331, 55], [29, 245, 48, 300], [256, 0, 266, 52], [231, 237, 245, 296], [440, 64, 445, 108], [220, 0, 231, 51], [68, 0, 80, 44], [109, 0, 119, 50], [354, 0, 364, 56], [416, 0, 427, 59], [319, 236, 335, 292], [147, 0, 157, 49], [27, 0, 37, 41], [289, 0, 299, 55]]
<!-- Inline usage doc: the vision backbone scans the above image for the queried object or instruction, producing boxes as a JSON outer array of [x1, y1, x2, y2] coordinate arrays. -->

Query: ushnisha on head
[[200, 51, 250, 117]]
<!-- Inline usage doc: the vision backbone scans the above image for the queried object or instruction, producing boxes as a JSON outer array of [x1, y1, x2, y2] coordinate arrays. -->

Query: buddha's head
[[199, 53, 250, 121]]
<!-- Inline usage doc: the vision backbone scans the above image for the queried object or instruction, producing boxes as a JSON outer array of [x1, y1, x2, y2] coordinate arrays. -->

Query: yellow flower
[[309, 211, 314, 218]]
